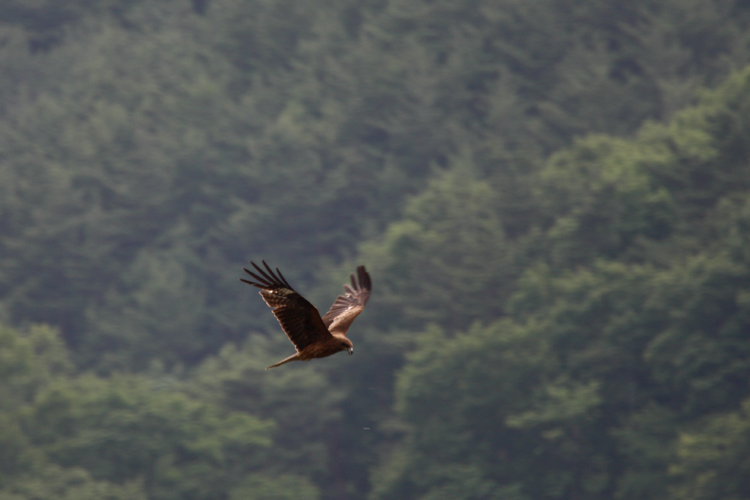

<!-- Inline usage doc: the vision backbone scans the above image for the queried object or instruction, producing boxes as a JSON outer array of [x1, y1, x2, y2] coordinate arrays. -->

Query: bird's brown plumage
[[240, 261, 371, 369]]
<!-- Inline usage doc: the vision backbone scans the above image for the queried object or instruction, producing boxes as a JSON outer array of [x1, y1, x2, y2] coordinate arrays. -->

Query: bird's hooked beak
[[348, 347, 354, 355]]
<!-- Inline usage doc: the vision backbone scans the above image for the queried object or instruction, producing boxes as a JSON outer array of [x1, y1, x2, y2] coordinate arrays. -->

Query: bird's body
[[240, 261, 371, 369], [264, 336, 353, 368]]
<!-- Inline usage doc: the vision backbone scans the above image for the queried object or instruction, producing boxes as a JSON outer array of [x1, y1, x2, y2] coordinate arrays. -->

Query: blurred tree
[[534, 134, 676, 266], [668, 398, 750, 500], [0, 0, 147, 50], [1, 1, 750, 498], [82, 246, 212, 371], [369, 65, 750, 500], [0, 322, 319, 500], [357, 156, 514, 332], [0, 465, 147, 500], [22, 373, 274, 500], [2, 0, 750, 373], [193, 335, 344, 497], [370, 322, 550, 500], [229, 473, 321, 500], [644, 197, 750, 416]]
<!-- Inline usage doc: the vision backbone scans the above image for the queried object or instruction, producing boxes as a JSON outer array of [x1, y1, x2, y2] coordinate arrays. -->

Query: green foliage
[[229, 474, 320, 500], [0, 465, 147, 500], [0, 323, 313, 500], [1, 0, 750, 370], [23, 375, 273, 500], [371, 66, 750, 499], [83, 246, 213, 370], [611, 403, 679, 499], [193, 336, 346, 489], [668, 398, 750, 500], [371, 322, 546, 500], [1, 0, 750, 498], [0, 0, 148, 50], [537, 135, 676, 265], [358, 158, 515, 331], [644, 250, 750, 414]]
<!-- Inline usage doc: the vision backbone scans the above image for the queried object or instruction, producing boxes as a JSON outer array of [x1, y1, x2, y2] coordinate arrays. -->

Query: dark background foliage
[[0, 0, 749, 498]]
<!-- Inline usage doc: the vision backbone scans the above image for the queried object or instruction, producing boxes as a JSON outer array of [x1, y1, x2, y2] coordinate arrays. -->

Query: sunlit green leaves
[[669, 399, 750, 500]]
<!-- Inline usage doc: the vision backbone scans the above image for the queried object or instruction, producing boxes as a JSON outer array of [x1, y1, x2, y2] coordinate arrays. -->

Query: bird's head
[[338, 337, 354, 355]]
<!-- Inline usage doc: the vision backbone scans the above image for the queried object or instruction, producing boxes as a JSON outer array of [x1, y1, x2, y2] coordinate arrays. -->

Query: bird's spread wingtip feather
[[263, 260, 277, 280], [356, 265, 371, 291], [242, 268, 272, 287], [251, 261, 274, 283], [240, 278, 261, 288], [276, 267, 291, 288]]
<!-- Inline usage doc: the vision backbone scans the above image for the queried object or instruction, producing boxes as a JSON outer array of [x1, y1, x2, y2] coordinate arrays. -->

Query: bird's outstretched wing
[[321, 265, 372, 336], [241, 261, 332, 352]]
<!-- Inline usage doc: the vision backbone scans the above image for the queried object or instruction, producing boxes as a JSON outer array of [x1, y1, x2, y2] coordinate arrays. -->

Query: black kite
[[241, 261, 372, 369]]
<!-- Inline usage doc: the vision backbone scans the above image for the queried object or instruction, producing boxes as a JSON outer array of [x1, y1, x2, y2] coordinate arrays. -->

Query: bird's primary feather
[[241, 260, 332, 352], [321, 265, 372, 336]]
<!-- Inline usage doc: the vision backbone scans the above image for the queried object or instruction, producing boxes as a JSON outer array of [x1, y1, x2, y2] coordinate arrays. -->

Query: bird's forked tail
[[266, 352, 301, 369]]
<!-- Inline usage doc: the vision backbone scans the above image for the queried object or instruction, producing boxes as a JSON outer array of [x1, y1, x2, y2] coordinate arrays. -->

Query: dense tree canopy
[[0, 0, 749, 499]]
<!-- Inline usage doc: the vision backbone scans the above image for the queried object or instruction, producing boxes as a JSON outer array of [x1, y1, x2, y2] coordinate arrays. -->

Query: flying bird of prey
[[241, 261, 372, 369]]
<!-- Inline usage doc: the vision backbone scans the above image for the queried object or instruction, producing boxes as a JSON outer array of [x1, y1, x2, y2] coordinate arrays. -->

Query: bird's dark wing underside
[[321, 265, 372, 330], [241, 261, 332, 352]]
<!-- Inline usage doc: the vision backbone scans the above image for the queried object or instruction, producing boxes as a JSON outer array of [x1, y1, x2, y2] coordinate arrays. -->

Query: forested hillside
[[0, 0, 749, 499]]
